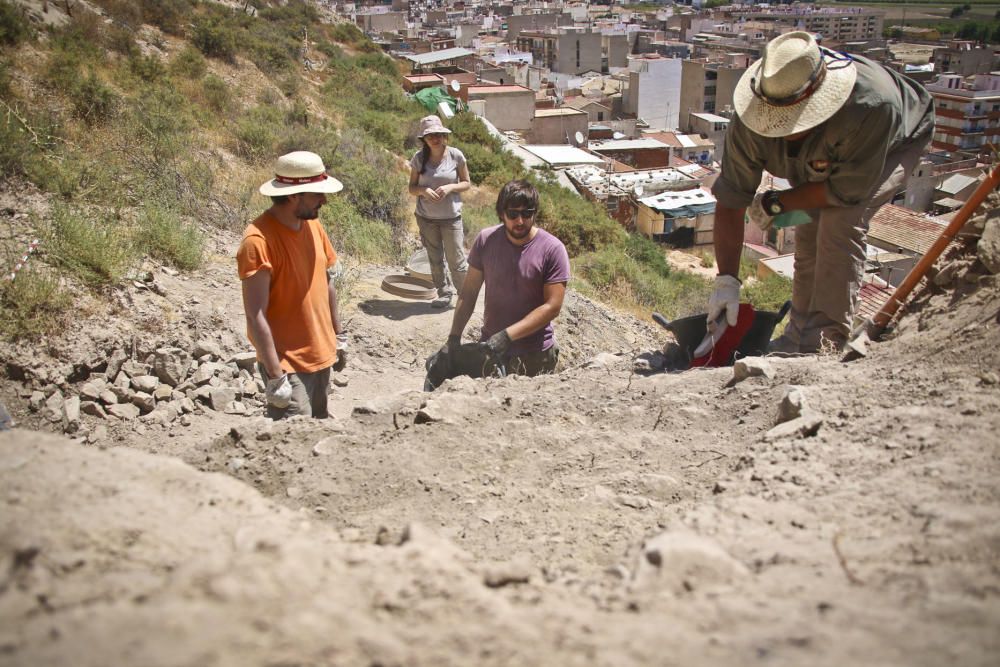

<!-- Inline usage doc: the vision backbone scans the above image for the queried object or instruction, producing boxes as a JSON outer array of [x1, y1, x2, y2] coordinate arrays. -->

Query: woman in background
[[408, 115, 470, 309]]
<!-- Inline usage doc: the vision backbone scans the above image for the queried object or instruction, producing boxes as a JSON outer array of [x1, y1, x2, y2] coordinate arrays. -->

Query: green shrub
[[201, 73, 231, 112], [45, 205, 134, 287], [448, 113, 524, 185], [135, 202, 205, 270], [105, 23, 138, 56], [326, 130, 408, 257], [139, 0, 191, 35], [94, 0, 143, 29], [170, 46, 208, 79], [316, 40, 344, 61], [742, 272, 792, 314], [0, 267, 71, 340], [330, 22, 366, 46], [128, 53, 166, 82], [191, 16, 238, 63], [573, 244, 712, 319], [44, 50, 83, 92], [234, 104, 283, 162], [624, 233, 671, 277], [354, 52, 399, 79], [536, 180, 626, 256], [462, 204, 496, 241], [358, 109, 406, 152], [320, 196, 396, 263], [50, 11, 105, 62], [0, 57, 10, 97], [129, 83, 192, 157], [0, 0, 33, 47], [71, 73, 119, 125]]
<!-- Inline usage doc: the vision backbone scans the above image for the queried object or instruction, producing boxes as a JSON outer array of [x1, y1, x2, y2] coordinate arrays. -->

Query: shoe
[[431, 295, 452, 309], [766, 335, 802, 357]]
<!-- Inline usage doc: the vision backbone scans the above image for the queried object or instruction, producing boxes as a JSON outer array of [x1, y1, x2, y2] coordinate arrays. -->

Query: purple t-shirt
[[467, 225, 571, 355]]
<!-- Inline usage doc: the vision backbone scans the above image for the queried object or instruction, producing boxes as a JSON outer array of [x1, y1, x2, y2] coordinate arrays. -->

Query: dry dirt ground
[[1, 209, 999, 665]]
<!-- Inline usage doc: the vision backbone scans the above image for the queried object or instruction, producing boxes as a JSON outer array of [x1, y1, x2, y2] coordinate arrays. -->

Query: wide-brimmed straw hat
[[259, 151, 344, 197], [733, 31, 857, 138], [417, 115, 452, 138]]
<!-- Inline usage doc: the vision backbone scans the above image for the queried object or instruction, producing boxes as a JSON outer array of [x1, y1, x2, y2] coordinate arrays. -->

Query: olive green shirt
[[712, 55, 934, 209]]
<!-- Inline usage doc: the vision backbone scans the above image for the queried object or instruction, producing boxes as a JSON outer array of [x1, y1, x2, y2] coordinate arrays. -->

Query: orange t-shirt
[[236, 212, 338, 374]]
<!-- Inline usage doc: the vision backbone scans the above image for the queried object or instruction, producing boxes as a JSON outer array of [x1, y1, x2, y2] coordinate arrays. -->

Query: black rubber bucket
[[652, 300, 792, 365]]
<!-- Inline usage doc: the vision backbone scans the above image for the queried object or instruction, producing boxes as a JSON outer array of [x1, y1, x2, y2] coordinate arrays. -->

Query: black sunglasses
[[504, 208, 537, 220]]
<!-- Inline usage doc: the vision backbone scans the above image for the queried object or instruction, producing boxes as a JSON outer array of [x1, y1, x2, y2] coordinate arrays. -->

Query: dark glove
[[333, 333, 348, 372], [484, 330, 512, 357]]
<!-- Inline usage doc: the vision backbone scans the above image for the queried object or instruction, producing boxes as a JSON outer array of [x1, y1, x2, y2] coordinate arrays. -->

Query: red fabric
[[690, 304, 756, 368]]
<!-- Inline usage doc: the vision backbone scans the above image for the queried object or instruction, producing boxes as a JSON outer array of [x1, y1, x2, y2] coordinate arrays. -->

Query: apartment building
[[678, 57, 746, 128], [721, 6, 884, 45], [934, 42, 999, 77], [623, 55, 682, 131], [926, 73, 1000, 159], [515, 29, 603, 75]]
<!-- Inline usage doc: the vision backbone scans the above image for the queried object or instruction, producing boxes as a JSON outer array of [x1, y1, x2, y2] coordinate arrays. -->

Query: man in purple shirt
[[444, 180, 571, 376]]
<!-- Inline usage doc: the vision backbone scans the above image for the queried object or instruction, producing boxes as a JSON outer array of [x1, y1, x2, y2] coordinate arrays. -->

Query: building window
[[597, 111, 604, 121]]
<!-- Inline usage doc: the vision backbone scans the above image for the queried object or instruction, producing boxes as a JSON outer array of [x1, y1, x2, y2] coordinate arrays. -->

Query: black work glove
[[484, 330, 512, 357], [333, 333, 348, 372]]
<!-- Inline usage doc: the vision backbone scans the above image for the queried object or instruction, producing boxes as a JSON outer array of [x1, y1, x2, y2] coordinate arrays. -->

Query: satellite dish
[[450, 79, 461, 93], [574, 131, 585, 145], [612, 131, 626, 139], [634, 184, 644, 197]]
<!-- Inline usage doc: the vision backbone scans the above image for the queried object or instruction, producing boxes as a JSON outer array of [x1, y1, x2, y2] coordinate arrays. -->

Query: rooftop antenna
[[450, 79, 461, 93]]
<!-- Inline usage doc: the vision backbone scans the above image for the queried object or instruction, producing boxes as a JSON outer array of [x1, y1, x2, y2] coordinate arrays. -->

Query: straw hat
[[733, 32, 857, 138], [258, 151, 344, 197], [417, 115, 452, 138]]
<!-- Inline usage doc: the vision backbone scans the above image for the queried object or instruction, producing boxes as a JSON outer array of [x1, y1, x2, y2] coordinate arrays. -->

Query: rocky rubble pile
[[21, 342, 263, 441], [934, 193, 1000, 285]]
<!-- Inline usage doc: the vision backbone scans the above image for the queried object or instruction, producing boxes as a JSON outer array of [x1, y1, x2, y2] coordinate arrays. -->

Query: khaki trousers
[[784, 139, 928, 351], [415, 214, 468, 298]]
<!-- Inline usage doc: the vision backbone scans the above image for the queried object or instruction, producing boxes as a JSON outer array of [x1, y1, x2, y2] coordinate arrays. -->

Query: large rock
[[62, 396, 81, 433], [978, 216, 1000, 274], [209, 387, 237, 412], [107, 403, 140, 420], [105, 348, 127, 381], [732, 357, 774, 384], [776, 385, 807, 424], [191, 362, 221, 386], [193, 339, 222, 360], [131, 375, 160, 393], [763, 410, 824, 442], [632, 531, 749, 594], [153, 347, 191, 387]]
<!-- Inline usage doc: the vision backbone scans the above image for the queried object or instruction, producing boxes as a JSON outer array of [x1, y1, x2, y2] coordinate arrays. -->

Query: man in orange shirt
[[237, 151, 347, 419]]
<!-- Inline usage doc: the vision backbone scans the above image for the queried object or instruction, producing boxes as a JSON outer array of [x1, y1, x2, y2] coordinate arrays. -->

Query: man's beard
[[296, 206, 320, 220], [506, 222, 533, 240]]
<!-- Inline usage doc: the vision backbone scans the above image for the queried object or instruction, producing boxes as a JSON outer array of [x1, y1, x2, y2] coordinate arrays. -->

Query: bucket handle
[[775, 300, 792, 323], [651, 312, 671, 330]]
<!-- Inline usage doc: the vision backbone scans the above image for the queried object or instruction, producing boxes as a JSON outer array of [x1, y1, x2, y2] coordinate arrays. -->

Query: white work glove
[[333, 332, 348, 372], [747, 192, 772, 232], [707, 275, 742, 328], [265, 373, 293, 408]]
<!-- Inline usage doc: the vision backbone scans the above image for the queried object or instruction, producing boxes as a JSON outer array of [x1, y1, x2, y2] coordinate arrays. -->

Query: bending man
[[709, 32, 933, 352]]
